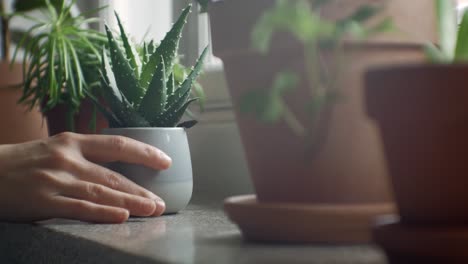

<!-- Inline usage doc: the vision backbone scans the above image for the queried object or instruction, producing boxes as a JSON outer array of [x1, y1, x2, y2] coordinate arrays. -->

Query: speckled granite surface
[[0, 196, 387, 264]]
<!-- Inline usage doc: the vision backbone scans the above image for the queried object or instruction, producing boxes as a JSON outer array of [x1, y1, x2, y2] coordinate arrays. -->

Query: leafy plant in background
[[425, 0, 468, 62], [240, 0, 392, 148], [95, 4, 208, 128], [10, 0, 107, 130], [0, 0, 63, 61]]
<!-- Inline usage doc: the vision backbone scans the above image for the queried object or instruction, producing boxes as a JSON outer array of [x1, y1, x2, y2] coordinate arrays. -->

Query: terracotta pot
[[0, 63, 48, 143], [208, 0, 435, 204], [366, 64, 468, 225], [46, 98, 109, 136]]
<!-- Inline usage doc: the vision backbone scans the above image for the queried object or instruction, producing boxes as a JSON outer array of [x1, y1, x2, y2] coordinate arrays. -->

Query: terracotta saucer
[[373, 215, 468, 263], [223, 194, 395, 243]]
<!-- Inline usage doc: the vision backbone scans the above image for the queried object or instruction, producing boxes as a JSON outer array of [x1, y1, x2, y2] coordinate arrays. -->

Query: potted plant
[[366, 0, 468, 226], [201, 0, 436, 243], [97, 5, 207, 214], [11, 0, 108, 135], [368, 1, 468, 261], [0, 0, 57, 143]]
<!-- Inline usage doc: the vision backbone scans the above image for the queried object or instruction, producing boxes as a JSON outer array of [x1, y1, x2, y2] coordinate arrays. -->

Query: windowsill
[[0, 193, 386, 264]]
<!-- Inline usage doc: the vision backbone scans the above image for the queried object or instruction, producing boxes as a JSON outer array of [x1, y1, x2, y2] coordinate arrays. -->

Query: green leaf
[[142, 42, 149, 64], [167, 73, 175, 95], [240, 72, 298, 123], [177, 120, 198, 128], [139, 5, 191, 90], [338, 5, 382, 27], [147, 40, 156, 54], [455, 11, 468, 61], [166, 46, 208, 110], [101, 51, 149, 127], [105, 24, 143, 105], [365, 17, 394, 36], [436, 0, 456, 60], [85, 89, 122, 127], [139, 56, 167, 122], [271, 71, 299, 95], [14, 0, 63, 13], [345, 17, 394, 39], [424, 43, 449, 63], [114, 11, 141, 77], [251, 0, 335, 53], [153, 98, 198, 127]]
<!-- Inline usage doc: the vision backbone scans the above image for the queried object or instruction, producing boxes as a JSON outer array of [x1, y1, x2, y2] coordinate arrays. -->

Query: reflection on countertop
[[0, 196, 386, 264]]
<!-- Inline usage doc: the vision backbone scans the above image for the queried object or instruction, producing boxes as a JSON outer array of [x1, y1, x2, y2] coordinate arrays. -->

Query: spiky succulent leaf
[[105, 24, 143, 105], [114, 11, 141, 77], [86, 89, 123, 127], [166, 46, 208, 111], [101, 49, 122, 102], [97, 6, 205, 128], [147, 40, 156, 54], [142, 42, 149, 64], [139, 5, 191, 89], [138, 56, 167, 122], [153, 98, 198, 127], [167, 73, 175, 95], [101, 52, 149, 127]]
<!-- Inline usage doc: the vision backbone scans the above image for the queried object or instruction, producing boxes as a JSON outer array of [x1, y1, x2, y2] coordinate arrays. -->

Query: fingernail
[[159, 151, 172, 166], [153, 197, 166, 216], [143, 198, 157, 215]]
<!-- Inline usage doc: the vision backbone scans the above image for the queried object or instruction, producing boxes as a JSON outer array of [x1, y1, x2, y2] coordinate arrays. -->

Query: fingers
[[74, 134, 172, 170], [75, 160, 160, 200], [52, 196, 130, 223], [61, 181, 165, 217]]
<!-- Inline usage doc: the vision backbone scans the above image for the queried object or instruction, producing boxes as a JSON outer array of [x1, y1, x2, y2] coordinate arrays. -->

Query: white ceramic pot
[[102, 127, 193, 214]]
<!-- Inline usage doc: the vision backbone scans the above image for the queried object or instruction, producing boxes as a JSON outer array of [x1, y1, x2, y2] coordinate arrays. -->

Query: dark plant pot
[[0, 63, 48, 143], [46, 98, 109, 136], [365, 64, 468, 225], [208, 0, 434, 204]]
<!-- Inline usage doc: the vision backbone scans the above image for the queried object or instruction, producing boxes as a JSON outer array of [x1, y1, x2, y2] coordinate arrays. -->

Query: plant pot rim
[[366, 62, 468, 76], [102, 127, 185, 131], [365, 62, 468, 123]]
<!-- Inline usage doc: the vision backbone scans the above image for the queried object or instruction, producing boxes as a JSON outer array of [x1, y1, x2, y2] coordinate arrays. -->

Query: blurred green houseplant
[[8, 0, 106, 131], [0, 0, 62, 61], [240, 0, 392, 148]]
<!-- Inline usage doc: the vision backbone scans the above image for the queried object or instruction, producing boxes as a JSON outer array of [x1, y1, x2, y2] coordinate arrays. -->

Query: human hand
[[0, 132, 172, 223]]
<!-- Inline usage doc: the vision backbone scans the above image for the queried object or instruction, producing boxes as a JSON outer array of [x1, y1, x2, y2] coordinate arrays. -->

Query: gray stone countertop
[[0, 196, 387, 264]]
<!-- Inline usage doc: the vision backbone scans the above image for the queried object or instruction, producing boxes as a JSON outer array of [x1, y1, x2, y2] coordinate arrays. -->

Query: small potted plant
[[366, 0, 468, 225], [0, 0, 59, 143], [97, 5, 207, 214], [11, 0, 107, 134]]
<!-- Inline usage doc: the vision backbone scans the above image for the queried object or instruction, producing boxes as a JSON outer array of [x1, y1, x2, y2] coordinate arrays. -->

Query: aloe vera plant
[[97, 5, 208, 128]]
